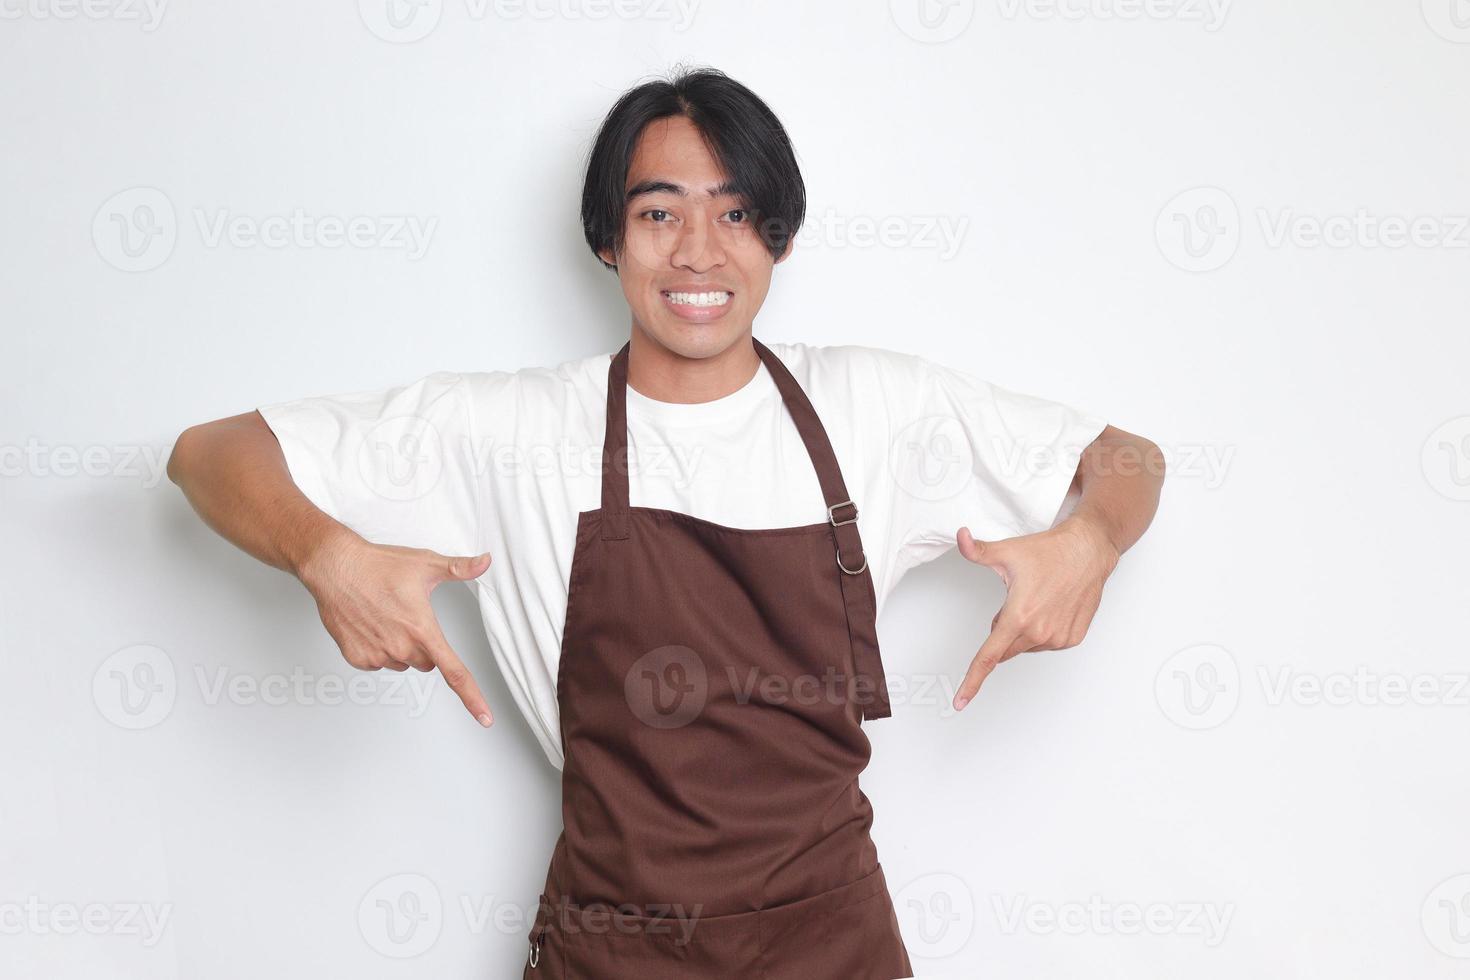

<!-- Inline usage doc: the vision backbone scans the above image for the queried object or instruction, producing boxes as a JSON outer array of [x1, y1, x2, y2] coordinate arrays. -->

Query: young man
[[169, 67, 1162, 979]]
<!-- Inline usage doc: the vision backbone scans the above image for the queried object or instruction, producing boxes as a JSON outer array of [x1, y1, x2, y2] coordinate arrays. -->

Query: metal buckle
[[830, 499, 864, 574]]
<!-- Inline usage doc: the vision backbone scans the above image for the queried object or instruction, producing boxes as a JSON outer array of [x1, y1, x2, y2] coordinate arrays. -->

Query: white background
[[3, 1, 1468, 977]]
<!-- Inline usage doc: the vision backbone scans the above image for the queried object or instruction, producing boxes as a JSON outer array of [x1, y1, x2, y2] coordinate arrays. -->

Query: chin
[[643, 319, 748, 360]]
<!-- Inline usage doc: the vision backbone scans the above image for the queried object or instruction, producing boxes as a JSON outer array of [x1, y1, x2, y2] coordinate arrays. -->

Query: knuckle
[[343, 649, 374, 671]]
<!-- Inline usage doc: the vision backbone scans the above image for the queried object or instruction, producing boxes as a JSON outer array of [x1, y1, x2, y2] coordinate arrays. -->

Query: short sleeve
[[256, 372, 484, 556], [883, 355, 1108, 571]]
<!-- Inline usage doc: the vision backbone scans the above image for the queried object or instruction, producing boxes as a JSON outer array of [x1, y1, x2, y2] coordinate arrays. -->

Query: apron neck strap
[[599, 337, 860, 539]]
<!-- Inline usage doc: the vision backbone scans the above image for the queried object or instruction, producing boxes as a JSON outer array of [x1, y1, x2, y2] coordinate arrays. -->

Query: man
[[168, 66, 1162, 979]]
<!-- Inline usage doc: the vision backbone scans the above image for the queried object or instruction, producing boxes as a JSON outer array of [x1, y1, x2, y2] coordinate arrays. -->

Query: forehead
[[625, 116, 730, 194]]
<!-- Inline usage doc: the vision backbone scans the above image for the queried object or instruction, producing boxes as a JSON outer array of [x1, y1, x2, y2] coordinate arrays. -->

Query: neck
[[625, 327, 761, 404]]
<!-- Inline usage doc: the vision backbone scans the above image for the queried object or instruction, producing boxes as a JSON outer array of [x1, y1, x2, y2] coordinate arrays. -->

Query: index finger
[[953, 618, 1025, 712], [421, 623, 493, 728]]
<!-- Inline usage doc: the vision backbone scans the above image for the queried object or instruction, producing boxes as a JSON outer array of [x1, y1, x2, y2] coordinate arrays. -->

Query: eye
[[640, 209, 673, 223], [725, 208, 747, 223]]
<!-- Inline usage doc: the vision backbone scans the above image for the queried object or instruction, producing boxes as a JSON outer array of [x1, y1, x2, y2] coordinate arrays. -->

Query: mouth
[[660, 289, 734, 322]]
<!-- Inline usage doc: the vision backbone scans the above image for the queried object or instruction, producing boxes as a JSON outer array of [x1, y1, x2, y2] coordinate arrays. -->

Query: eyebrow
[[625, 179, 743, 201]]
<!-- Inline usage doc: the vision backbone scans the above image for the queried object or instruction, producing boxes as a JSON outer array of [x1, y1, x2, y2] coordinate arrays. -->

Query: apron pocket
[[756, 864, 913, 980], [558, 901, 761, 980]]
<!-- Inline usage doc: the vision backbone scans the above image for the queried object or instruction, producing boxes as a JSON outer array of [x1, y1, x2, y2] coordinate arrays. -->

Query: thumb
[[956, 527, 1001, 567], [441, 551, 492, 581]]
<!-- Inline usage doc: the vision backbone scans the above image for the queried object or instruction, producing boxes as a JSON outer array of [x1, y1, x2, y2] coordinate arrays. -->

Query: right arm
[[167, 410, 495, 727]]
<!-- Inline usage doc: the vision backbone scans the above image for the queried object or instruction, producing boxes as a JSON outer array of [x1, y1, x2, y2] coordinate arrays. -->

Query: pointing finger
[[421, 621, 493, 728], [953, 617, 1024, 712]]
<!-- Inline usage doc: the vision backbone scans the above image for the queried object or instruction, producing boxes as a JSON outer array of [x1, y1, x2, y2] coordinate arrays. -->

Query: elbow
[[1138, 435, 1165, 482], [166, 423, 205, 487]]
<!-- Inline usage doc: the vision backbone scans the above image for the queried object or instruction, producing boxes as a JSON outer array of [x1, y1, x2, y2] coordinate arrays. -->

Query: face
[[598, 115, 790, 361]]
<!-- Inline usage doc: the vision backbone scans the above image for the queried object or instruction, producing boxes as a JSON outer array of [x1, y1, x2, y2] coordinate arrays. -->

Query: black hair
[[580, 65, 806, 271]]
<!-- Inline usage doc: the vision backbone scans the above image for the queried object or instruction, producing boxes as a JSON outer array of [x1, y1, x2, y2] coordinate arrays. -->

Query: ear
[[773, 238, 794, 265], [597, 247, 618, 270]]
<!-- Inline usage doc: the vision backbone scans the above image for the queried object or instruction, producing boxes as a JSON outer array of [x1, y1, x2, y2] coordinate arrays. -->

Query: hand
[[298, 531, 495, 727], [951, 517, 1119, 712]]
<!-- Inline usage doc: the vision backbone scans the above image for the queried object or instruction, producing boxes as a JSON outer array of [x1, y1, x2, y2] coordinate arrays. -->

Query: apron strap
[[752, 338, 892, 721], [598, 337, 892, 720], [599, 341, 633, 541]]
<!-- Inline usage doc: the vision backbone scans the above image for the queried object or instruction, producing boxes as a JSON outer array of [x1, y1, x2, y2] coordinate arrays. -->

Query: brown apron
[[522, 337, 913, 979]]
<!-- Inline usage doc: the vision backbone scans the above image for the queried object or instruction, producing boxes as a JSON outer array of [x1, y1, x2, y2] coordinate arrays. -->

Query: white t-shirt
[[257, 342, 1107, 769]]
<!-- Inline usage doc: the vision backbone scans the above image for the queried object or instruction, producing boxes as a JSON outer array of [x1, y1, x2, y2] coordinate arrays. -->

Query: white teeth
[[663, 291, 731, 307]]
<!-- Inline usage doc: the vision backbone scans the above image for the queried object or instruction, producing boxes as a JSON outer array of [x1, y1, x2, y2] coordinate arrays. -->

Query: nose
[[669, 210, 726, 273]]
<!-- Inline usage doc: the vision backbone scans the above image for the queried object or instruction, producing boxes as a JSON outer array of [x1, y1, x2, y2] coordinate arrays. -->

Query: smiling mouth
[[660, 290, 733, 308]]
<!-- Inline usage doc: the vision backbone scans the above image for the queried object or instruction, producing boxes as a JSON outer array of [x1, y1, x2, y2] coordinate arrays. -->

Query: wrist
[[1059, 512, 1120, 575], [290, 514, 361, 593]]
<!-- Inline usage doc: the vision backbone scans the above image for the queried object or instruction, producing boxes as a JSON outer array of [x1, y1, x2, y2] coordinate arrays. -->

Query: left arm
[[951, 424, 1164, 711]]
